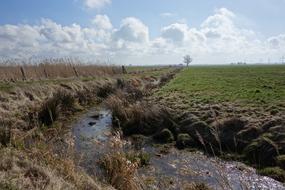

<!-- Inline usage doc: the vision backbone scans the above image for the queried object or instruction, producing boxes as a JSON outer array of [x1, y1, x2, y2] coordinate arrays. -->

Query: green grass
[[157, 65, 285, 107]]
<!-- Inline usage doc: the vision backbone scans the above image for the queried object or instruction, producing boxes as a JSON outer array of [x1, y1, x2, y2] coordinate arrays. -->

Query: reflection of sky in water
[[71, 108, 284, 190], [72, 108, 113, 176], [138, 147, 285, 190]]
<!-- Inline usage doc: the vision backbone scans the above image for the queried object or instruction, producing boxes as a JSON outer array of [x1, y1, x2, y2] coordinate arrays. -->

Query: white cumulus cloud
[[161, 23, 189, 43], [84, 0, 111, 9], [113, 17, 149, 43], [267, 34, 285, 49], [0, 8, 284, 65], [92, 15, 113, 30]]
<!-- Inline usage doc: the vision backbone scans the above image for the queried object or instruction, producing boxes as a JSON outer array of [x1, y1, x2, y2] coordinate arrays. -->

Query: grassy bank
[[107, 65, 285, 184], [156, 65, 285, 107], [149, 65, 285, 182], [0, 64, 178, 190]]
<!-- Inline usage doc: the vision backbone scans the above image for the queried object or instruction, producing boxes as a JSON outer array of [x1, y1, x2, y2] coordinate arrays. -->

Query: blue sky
[[0, 0, 285, 65]]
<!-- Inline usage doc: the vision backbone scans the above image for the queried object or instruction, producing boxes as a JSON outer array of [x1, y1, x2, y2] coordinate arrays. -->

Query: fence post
[[43, 67, 48, 79], [122, 65, 127, 74], [20, 66, 27, 81], [72, 66, 79, 78]]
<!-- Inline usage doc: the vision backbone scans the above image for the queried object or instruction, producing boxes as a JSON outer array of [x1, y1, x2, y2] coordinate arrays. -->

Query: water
[[72, 108, 113, 176], [72, 108, 285, 190], [138, 147, 285, 190]]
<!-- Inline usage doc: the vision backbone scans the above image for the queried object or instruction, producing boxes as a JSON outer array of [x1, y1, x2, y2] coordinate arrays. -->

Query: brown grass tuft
[[100, 152, 142, 190]]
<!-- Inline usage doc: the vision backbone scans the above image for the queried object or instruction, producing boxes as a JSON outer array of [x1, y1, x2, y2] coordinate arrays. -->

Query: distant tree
[[183, 55, 193, 67]]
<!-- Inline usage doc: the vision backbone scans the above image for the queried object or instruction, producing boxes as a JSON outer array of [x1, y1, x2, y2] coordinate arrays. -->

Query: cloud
[[267, 34, 285, 49], [0, 8, 284, 65], [112, 17, 149, 43], [160, 12, 175, 18], [84, 0, 111, 9], [92, 15, 112, 30], [161, 23, 188, 42]]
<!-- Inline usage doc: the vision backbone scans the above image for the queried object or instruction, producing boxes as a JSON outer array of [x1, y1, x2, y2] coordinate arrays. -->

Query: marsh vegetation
[[0, 63, 284, 189]]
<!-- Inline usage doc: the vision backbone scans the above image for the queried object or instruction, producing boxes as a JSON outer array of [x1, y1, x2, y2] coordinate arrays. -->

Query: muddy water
[[72, 108, 285, 190]]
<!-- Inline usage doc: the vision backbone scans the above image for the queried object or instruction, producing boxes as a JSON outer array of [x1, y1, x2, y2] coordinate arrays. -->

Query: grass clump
[[243, 136, 279, 166], [126, 151, 151, 167], [96, 83, 116, 99], [184, 182, 212, 190], [106, 94, 170, 136], [0, 125, 11, 146], [153, 128, 174, 143], [176, 133, 194, 149], [0, 182, 18, 190], [258, 167, 285, 182], [100, 152, 142, 190], [38, 90, 76, 126], [276, 155, 285, 169]]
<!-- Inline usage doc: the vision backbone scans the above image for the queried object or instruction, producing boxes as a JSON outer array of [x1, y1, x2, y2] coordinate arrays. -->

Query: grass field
[[157, 65, 285, 107]]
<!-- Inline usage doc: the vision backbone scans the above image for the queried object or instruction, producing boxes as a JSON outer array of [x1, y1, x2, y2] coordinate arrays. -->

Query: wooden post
[[20, 66, 27, 81], [122, 65, 127, 74], [43, 68, 48, 79], [72, 66, 79, 78]]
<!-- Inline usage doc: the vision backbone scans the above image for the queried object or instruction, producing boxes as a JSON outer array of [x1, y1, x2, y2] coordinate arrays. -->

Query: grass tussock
[[183, 183, 212, 190], [106, 94, 174, 136], [38, 90, 76, 126], [100, 152, 142, 190], [0, 126, 108, 190], [0, 124, 11, 146], [258, 167, 285, 182], [0, 148, 76, 190]]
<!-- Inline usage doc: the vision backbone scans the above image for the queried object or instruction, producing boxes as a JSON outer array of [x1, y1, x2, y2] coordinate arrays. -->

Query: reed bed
[[0, 58, 122, 81]]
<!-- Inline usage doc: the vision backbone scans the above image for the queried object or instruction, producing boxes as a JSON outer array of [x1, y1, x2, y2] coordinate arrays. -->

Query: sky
[[0, 0, 285, 65]]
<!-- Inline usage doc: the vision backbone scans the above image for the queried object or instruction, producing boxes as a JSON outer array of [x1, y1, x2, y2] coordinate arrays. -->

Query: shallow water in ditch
[[72, 108, 114, 176], [72, 108, 285, 190]]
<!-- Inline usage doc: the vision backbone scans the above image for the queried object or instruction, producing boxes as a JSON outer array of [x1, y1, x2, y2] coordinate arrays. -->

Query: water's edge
[[71, 107, 285, 190]]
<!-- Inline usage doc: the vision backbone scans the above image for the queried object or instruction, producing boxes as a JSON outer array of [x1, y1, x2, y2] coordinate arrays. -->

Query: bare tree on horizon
[[184, 55, 193, 67]]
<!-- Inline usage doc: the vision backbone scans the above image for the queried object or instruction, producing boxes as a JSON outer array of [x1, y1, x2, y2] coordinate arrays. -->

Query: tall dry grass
[[0, 58, 122, 81], [100, 152, 141, 190]]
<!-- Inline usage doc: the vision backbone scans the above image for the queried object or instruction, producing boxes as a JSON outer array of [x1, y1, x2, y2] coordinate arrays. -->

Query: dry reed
[[0, 58, 122, 81]]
